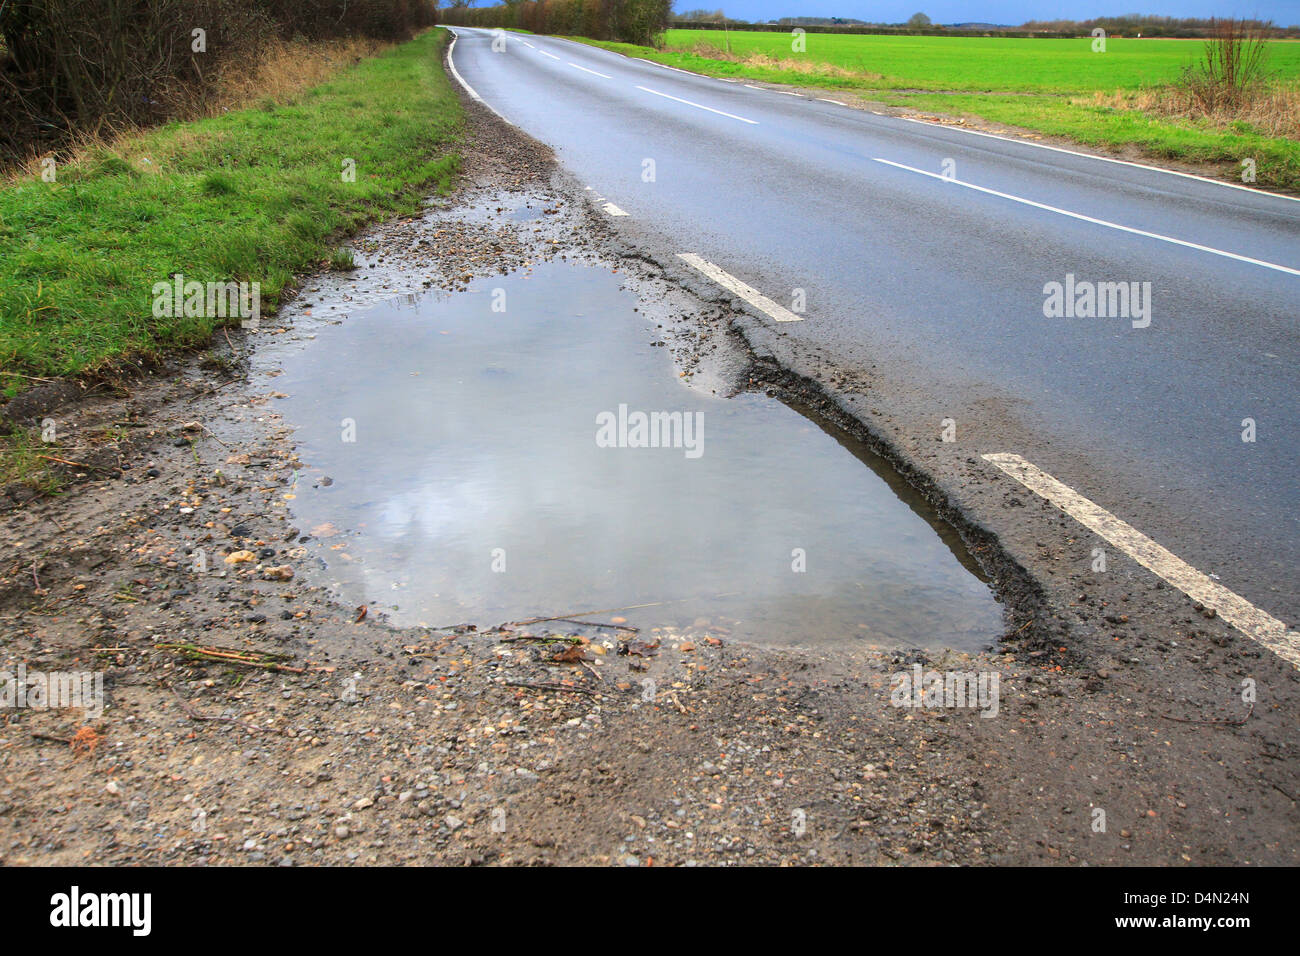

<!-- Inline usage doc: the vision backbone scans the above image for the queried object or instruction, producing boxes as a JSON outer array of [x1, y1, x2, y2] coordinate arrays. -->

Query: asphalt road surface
[[446, 27, 1300, 635]]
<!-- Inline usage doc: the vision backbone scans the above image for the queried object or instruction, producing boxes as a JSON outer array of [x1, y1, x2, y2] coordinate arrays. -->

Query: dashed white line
[[983, 453, 1300, 670], [537, 48, 562, 60], [676, 253, 803, 322], [898, 115, 1300, 205], [818, 98, 848, 106], [773, 90, 804, 97], [636, 86, 758, 125], [874, 157, 1300, 277], [569, 62, 612, 79], [602, 202, 628, 217]]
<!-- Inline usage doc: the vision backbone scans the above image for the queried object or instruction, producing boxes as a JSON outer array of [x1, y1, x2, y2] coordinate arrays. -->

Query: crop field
[[659, 30, 1300, 93]]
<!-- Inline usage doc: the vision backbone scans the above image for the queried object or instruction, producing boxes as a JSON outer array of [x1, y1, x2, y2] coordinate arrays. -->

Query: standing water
[[272, 261, 1003, 650]]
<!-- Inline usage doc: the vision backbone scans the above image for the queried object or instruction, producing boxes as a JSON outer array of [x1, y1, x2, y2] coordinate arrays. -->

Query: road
[[445, 27, 1300, 645]]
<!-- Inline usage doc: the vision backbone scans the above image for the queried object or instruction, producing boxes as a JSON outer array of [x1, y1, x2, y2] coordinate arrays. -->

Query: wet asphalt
[[448, 26, 1300, 628]]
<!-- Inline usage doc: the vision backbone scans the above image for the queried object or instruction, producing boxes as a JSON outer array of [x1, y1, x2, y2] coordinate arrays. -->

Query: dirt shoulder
[[0, 95, 1295, 867]]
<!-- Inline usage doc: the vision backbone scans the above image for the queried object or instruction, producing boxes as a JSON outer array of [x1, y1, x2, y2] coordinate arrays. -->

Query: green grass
[[658, 31, 1300, 92], [0, 28, 464, 383], [574, 32, 1300, 192]]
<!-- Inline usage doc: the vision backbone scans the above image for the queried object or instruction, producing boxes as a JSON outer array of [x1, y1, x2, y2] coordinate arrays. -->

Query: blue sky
[[679, 2, 1300, 25]]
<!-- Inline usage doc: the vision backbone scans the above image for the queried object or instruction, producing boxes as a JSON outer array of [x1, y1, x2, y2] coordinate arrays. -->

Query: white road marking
[[874, 158, 1300, 277], [569, 62, 612, 78], [538, 49, 562, 61], [744, 84, 766, 90], [773, 90, 804, 96], [633, 57, 703, 77], [676, 253, 803, 322], [983, 453, 1300, 670], [898, 115, 1300, 205], [444, 30, 513, 126], [818, 98, 848, 106], [637, 86, 758, 125], [603, 202, 628, 216]]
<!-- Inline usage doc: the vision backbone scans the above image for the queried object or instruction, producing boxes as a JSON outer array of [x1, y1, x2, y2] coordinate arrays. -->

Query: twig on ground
[[1157, 702, 1253, 726], [505, 681, 600, 697]]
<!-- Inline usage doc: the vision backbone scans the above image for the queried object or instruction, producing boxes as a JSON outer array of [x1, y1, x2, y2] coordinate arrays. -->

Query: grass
[[573, 31, 1300, 192], [0, 28, 464, 385], [658, 31, 1300, 93]]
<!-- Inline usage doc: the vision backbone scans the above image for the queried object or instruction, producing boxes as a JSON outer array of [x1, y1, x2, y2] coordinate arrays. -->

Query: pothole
[[265, 257, 1003, 650]]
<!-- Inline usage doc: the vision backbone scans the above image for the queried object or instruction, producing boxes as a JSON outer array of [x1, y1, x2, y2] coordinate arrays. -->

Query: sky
[[679, 2, 1300, 25]]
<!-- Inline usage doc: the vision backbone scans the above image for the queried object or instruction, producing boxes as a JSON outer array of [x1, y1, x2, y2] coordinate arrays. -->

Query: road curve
[[447, 26, 1300, 631]]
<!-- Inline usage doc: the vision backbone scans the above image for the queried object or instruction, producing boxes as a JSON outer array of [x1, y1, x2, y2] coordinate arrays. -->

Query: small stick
[[169, 686, 264, 732], [37, 454, 116, 473], [552, 617, 639, 632], [1157, 702, 1253, 726], [505, 681, 600, 697]]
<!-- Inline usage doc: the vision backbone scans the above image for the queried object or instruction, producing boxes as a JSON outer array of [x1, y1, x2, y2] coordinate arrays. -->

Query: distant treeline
[[0, 0, 438, 163], [438, 1, 671, 45], [667, 15, 1299, 39]]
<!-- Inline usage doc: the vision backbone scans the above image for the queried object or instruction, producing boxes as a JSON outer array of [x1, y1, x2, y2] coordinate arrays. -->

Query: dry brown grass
[[207, 36, 388, 113], [683, 40, 881, 81], [1090, 81, 1300, 139], [5, 36, 391, 184]]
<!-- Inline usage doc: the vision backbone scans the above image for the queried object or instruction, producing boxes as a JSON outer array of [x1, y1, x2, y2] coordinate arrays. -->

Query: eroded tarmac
[[268, 258, 1003, 649]]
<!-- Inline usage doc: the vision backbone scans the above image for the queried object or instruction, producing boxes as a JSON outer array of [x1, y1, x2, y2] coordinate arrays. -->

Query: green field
[[575, 31, 1300, 192], [660, 30, 1300, 92], [0, 28, 463, 385]]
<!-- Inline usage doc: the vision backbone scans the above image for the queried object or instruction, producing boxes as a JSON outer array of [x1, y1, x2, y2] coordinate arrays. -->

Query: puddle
[[270, 261, 1004, 650]]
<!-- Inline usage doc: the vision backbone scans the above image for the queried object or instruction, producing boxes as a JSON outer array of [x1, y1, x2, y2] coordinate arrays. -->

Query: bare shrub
[[1176, 17, 1273, 113]]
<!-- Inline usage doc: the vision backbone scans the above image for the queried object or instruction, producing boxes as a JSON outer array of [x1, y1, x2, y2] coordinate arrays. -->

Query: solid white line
[[637, 86, 758, 125], [676, 253, 802, 322], [538, 49, 562, 61], [898, 115, 1300, 205], [874, 158, 1300, 277], [602, 202, 628, 217], [444, 30, 513, 126], [569, 62, 612, 79], [983, 453, 1300, 669], [633, 57, 703, 77]]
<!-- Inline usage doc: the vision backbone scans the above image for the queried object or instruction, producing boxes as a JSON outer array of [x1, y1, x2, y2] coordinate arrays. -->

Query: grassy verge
[[572, 33, 1300, 192], [0, 27, 464, 387]]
